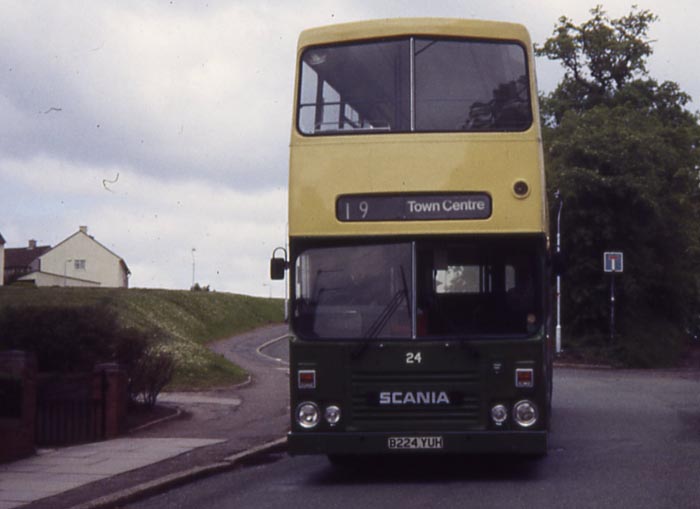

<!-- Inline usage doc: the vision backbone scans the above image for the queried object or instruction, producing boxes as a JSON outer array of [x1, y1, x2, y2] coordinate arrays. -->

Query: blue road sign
[[604, 252, 624, 273]]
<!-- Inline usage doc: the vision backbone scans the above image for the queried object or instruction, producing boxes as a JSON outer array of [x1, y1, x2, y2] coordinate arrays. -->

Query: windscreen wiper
[[351, 266, 410, 358]]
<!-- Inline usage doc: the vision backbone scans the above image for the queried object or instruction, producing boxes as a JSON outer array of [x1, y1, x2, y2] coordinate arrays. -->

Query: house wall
[[39, 231, 127, 288], [19, 272, 100, 287]]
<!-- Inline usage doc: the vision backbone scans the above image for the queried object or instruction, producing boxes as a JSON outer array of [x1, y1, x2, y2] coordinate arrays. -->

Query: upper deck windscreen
[[298, 37, 531, 135]]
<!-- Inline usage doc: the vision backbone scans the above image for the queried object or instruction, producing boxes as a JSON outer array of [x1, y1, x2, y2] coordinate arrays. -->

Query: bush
[[562, 318, 686, 368], [129, 346, 175, 407], [0, 304, 175, 405], [612, 316, 686, 368], [0, 305, 122, 372]]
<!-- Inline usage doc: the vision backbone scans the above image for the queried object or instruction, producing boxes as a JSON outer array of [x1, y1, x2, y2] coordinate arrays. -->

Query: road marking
[[256, 333, 290, 366]]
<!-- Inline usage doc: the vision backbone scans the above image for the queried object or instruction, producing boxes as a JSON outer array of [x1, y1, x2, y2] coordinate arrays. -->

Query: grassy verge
[[0, 287, 284, 389]]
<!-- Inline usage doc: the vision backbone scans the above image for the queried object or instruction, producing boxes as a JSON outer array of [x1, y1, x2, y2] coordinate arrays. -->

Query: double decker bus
[[272, 18, 553, 459]]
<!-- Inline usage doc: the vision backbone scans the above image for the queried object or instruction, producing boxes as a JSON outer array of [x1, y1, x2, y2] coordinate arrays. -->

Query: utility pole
[[191, 248, 196, 288]]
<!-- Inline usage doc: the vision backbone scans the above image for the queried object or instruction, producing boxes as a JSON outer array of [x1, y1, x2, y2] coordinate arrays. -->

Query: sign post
[[603, 252, 624, 341]]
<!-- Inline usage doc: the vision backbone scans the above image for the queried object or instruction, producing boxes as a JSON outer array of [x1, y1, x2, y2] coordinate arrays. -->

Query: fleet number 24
[[406, 352, 422, 364]]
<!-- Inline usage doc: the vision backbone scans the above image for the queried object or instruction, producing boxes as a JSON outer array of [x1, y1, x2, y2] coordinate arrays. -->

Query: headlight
[[491, 404, 508, 425], [324, 405, 341, 426], [296, 402, 320, 429], [513, 400, 538, 428]]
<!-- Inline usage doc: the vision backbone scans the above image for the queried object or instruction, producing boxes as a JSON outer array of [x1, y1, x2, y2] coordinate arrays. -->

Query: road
[[127, 361, 700, 509]]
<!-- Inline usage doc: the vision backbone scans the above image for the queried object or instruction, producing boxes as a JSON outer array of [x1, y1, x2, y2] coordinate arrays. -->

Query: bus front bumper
[[288, 430, 547, 456]]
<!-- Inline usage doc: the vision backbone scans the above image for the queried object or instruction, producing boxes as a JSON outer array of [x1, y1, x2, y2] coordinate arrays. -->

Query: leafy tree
[[537, 6, 700, 365], [537, 6, 658, 124]]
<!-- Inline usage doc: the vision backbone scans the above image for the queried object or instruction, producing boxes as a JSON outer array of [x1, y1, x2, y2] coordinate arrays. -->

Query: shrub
[[129, 346, 175, 407], [0, 304, 175, 405], [611, 316, 686, 368], [0, 305, 120, 372]]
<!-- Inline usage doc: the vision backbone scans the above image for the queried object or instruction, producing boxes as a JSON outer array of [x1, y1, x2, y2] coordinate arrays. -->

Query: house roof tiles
[[4, 246, 52, 268]]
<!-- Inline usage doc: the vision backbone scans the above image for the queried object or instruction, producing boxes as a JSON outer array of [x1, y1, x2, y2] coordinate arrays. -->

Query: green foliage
[[0, 305, 149, 373], [536, 6, 658, 124], [170, 349, 247, 390], [538, 6, 700, 365], [129, 346, 176, 407], [0, 287, 284, 389], [0, 303, 173, 402]]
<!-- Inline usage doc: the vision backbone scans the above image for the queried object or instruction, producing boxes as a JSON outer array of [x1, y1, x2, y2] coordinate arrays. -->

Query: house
[[3, 239, 52, 285], [2, 226, 130, 288]]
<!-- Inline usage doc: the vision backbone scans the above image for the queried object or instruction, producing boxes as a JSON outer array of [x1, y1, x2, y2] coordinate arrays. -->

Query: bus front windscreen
[[293, 238, 543, 339], [298, 37, 531, 135]]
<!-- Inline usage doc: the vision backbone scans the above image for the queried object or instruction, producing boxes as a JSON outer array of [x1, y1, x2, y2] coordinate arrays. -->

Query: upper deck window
[[298, 37, 531, 135]]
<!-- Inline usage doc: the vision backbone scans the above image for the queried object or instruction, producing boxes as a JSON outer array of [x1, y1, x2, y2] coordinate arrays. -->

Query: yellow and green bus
[[272, 18, 553, 459]]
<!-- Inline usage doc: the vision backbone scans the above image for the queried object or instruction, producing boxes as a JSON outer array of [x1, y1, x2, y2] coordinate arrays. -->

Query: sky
[[1, 0, 698, 297]]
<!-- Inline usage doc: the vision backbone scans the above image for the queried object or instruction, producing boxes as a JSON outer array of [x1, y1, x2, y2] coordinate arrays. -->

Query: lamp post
[[555, 190, 563, 354], [191, 248, 196, 289]]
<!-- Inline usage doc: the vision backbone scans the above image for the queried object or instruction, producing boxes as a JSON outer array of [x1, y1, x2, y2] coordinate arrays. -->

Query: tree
[[537, 5, 658, 124], [537, 6, 700, 365]]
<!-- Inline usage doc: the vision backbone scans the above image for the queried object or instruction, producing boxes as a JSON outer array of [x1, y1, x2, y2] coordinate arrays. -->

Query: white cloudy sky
[[1, 0, 698, 297]]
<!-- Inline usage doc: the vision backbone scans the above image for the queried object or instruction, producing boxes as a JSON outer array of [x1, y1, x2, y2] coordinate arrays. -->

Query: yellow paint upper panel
[[297, 18, 532, 48], [289, 19, 547, 238]]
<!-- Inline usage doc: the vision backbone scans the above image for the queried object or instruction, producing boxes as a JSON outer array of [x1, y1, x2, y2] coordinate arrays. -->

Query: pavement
[[0, 323, 291, 509]]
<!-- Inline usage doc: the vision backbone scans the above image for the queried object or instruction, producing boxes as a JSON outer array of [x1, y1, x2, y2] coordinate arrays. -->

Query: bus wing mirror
[[270, 247, 288, 280], [270, 258, 287, 280]]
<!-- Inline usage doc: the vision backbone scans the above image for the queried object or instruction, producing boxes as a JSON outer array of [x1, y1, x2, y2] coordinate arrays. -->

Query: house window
[[74, 259, 86, 270]]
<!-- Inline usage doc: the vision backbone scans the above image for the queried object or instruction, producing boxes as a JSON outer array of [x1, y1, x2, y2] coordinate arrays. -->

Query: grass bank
[[0, 287, 284, 389]]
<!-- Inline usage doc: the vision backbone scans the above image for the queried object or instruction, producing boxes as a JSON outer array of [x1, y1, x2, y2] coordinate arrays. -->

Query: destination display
[[336, 193, 492, 222]]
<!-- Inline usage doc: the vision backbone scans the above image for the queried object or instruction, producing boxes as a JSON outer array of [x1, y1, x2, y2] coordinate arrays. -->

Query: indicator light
[[325, 405, 341, 426], [491, 404, 508, 425], [515, 368, 534, 388], [298, 369, 316, 389]]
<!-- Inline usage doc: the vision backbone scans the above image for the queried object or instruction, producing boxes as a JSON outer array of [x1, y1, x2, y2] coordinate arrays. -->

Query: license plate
[[387, 436, 444, 450]]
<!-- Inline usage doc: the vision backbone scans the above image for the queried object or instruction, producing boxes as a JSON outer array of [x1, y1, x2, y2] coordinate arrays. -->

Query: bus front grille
[[349, 371, 482, 430]]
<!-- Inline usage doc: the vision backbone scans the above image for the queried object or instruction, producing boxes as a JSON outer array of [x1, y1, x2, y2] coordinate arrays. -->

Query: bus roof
[[298, 18, 532, 49]]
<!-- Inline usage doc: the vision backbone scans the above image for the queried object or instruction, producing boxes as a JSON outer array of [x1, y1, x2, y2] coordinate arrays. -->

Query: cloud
[[0, 1, 301, 187], [0, 155, 287, 295], [3, 1, 694, 188], [1, 0, 697, 299]]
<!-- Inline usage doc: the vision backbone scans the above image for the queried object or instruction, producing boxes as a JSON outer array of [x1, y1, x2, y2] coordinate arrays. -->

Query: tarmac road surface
[[128, 367, 700, 509]]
